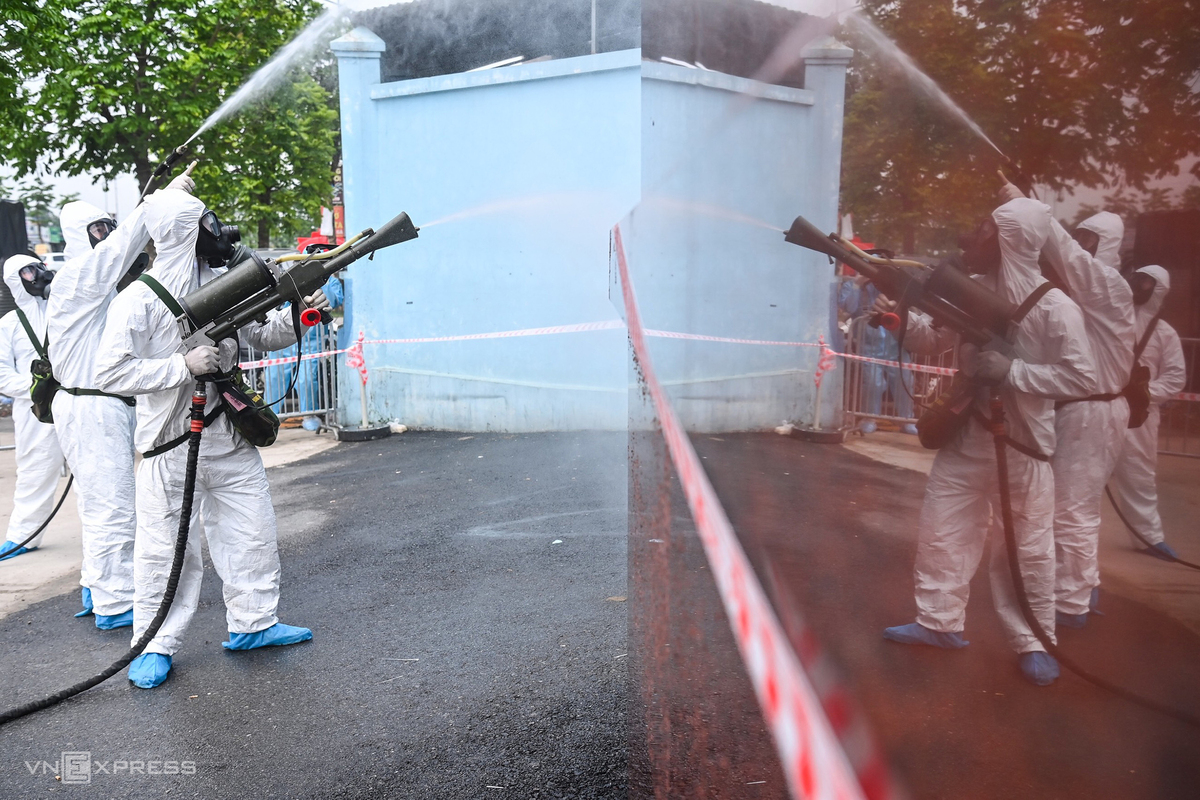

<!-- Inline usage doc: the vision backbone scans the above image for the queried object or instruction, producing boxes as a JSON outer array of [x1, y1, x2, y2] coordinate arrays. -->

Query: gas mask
[[1070, 227, 1100, 258], [196, 209, 242, 269], [18, 259, 55, 299], [116, 252, 151, 293], [87, 217, 118, 249], [959, 217, 1001, 276], [1126, 272, 1156, 306]]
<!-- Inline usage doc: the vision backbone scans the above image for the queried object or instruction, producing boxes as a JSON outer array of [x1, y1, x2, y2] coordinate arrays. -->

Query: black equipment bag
[[15, 309, 59, 424], [916, 281, 1053, 450]]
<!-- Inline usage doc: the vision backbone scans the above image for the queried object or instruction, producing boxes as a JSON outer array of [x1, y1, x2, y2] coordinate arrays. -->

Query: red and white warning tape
[[614, 223, 868, 800], [238, 321, 1194, 403]]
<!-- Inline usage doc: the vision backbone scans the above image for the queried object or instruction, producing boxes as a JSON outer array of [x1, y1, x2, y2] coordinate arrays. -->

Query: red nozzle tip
[[880, 312, 901, 331], [300, 308, 322, 327]]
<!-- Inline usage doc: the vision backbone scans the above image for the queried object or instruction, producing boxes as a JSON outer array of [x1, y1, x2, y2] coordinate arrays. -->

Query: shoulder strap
[[14, 309, 48, 360], [1012, 282, 1054, 326], [1132, 313, 1161, 364], [137, 274, 185, 317]]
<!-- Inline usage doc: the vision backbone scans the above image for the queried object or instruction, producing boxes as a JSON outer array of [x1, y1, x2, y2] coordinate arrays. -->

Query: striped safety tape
[[614, 222, 867, 800], [238, 322, 1194, 403]]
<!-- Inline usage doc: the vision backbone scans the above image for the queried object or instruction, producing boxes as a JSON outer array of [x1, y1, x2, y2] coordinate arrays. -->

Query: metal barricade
[[239, 320, 341, 427], [841, 314, 957, 429], [1158, 337, 1199, 458]]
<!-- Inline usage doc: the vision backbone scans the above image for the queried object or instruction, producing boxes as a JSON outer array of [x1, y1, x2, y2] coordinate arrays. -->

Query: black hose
[[0, 382, 208, 725], [988, 395, 1200, 729], [4, 474, 73, 554], [1103, 485, 1200, 571]]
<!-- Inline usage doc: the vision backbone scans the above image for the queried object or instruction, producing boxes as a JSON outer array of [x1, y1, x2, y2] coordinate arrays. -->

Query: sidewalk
[[844, 429, 1200, 635], [0, 419, 337, 620]]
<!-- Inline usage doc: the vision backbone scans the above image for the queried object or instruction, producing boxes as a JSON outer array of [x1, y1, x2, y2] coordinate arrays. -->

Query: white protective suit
[[48, 200, 151, 615], [0, 257, 68, 549], [96, 190, 299, 656], [1109, 266, 1187, 547], [904, 198, 1095, 653], [1040, 211, 1137, 616]]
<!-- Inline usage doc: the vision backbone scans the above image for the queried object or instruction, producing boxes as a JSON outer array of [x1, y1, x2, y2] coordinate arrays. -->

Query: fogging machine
[[784, 215, 1018, 354], [178, 211, 419, 348]]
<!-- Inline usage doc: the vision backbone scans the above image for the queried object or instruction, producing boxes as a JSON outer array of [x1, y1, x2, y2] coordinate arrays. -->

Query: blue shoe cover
[[900, 423, 919, 435], [302, 416, 321, 431], [128, 653, 172, 689], [223, 622, 312, 651], [0, 540, 35, 561], [1056, 610, 1087, 629], [95, 609, 133, 630], [859, 420, 877, 435], [1019, 651, 1060, 686], [883, 622, 968, 649], [74, 587, 94, 618], [1143, 542, 1179, 561]]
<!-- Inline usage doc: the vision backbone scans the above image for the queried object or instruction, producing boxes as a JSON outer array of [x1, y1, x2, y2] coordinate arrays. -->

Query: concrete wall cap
[[331, 26, 387, 54], [801, 36, 853, 64]]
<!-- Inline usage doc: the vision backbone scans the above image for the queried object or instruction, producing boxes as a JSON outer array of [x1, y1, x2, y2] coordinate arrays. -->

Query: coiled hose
[[0, 381, 207, 725], [988, 394, 1200, 729]]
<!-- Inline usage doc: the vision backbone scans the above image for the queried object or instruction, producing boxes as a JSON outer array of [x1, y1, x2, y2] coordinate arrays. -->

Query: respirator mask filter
[[19, 260, 55, 299], [196, 209, 241, 268]]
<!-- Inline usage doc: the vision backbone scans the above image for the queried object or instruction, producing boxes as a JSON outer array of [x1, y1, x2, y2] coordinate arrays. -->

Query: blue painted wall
[[617, 41, 852, 432], [333, 29, 850, 432], [333, 31, 640, 430]]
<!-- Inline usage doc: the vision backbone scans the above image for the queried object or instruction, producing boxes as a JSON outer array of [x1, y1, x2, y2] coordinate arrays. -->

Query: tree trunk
[[134, 157, 153, 204], [257, 190, 272, 248]]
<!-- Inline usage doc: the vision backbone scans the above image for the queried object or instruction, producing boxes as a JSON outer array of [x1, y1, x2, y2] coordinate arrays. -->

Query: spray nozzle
[[151, 145, 189, 180]]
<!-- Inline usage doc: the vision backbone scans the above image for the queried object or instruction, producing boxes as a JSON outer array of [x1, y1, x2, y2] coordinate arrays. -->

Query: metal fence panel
[[840, 314, 957, 429], [1159, 337, 1199, 458], [239, 321, 341, 426]]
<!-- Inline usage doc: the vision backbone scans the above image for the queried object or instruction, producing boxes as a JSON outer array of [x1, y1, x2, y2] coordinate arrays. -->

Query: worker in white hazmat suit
[[1036, 209, 1137, 629], [881, 197, 1096, 686], [0, 255, 69, 560], [50, 199, 154, 628], [1109, 266, 1187, 559], [96, 189, 320, 689]]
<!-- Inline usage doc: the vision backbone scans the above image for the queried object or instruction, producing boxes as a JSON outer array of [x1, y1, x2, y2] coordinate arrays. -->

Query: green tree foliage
[[0, 0, 340, 248], [840, 0, 1200, 254]]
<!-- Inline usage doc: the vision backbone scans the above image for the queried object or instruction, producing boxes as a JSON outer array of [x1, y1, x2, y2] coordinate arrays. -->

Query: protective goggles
[[87, 218, 118, 247]]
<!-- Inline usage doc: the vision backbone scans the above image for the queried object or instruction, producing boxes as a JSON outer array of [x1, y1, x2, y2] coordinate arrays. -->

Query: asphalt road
[[0, 432, 628, 799], [685, 432, 1200, 800]]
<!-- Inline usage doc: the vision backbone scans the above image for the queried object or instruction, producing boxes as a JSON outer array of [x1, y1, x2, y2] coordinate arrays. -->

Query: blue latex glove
[[129, 653, 172, 689], [95, 609, 133, 630], [883, 622, 968, 649], [75, 587, 94, 617], [1019, 651, 1059, 686], [223, 622, 312, 651]]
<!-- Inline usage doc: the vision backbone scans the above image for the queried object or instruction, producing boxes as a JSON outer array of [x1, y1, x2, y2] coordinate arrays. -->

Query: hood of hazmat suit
[[1039, 211, 1135, 395], [48, 200, 151, 389], [1075, 211, 1124, 271], [60, 201, 109, 262], [96, 189, 298, 457], [3, 254, 48, 329], [1132, 265, 1170, 338]]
